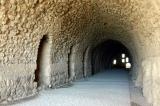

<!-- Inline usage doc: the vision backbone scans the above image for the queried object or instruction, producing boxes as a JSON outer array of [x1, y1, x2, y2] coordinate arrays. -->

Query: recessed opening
[[122, 59, 125, 63], [126, 57, 129, 63], [68, 46, 76, 80], [92, 39, 132, 73], [35, 35, 51, 88], [122, 53, 125, 58], [113, 59, 117, 65], [126, 62, 131, 69], [83, 47, 92, 78]]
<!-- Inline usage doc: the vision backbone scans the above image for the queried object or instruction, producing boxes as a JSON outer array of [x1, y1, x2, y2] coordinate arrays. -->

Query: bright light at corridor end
[[126, 63, 131, 68], [112, 53, 132, 69], [113, 59, 117, 65], [126, 57, 129, 62], [122, 59, 125, 63], [122, 53, 125, 58]]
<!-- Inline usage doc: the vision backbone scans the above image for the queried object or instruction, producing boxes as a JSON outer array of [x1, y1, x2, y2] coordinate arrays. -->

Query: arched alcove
[[83, 46, 92, 77], [68, 45, 76, 81], [35, 35, 51, 88]]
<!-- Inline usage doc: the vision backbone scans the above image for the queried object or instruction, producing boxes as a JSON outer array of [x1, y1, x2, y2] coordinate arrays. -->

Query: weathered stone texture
[[0, 0, 160, 105]]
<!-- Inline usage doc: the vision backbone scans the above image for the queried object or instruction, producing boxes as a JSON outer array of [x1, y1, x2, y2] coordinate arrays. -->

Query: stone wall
[[0, 0, 160, 105]]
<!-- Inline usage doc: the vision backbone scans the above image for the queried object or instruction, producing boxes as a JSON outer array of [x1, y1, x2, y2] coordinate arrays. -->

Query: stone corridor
[[12, 70, 136, 106], [0, 0, 160, 105]]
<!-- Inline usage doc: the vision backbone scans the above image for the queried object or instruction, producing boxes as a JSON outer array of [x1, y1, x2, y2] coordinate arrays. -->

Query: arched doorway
[[35, 35, 51, 89], [91, 39, 133, 74]]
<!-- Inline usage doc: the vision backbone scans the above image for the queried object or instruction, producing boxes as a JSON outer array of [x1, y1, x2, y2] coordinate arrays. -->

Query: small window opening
[[122, 59, 125, 63], [126, 62, 131, 68], [122, 53, 125, 58], [126, 57, 129, 63], [113, 59, 117, 65]]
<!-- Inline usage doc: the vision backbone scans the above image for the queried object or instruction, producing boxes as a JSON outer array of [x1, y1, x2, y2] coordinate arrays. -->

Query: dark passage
[[91, 39, 132, 74]]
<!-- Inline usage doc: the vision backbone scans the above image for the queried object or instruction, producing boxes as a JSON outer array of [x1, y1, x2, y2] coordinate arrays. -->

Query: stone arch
[[91, 39, 133, 74], [68, 45, 76, 81], [35, 35, 51, 88], [83, 46, 93, 77], [68, 43, 87, 80]]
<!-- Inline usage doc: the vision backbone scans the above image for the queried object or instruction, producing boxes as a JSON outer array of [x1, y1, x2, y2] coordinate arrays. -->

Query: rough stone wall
[[0, 0, 160, 105]]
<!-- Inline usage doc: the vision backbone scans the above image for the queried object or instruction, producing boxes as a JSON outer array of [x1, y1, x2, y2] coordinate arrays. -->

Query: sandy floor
[[12, 70, 131, 106]]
